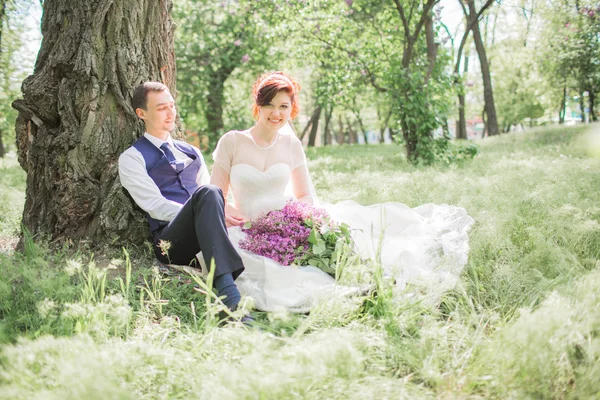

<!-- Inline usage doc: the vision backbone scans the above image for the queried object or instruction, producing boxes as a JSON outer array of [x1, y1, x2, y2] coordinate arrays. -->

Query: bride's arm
[[290, 137, 315, 204], [210, 133, 248, 227], [210, 165, 247, 227]]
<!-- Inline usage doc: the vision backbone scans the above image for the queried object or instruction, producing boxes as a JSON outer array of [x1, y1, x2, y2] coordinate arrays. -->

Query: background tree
[[0, 0, 40, 158], [285, 0, 455, 163], [460, 0, 500, 136], [174, 0, 283, 147], [12, 0, 177, 244]]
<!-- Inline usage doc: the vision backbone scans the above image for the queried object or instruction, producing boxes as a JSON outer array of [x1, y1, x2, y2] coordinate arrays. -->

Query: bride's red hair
[[252, 71, 301, 120]]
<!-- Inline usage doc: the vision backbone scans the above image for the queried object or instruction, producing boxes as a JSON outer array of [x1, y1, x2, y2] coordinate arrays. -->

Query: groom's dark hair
[[132, 82, 170, 111]]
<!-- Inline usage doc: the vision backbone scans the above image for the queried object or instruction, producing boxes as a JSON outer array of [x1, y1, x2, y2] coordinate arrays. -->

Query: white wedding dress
[[210, 129, 474, 312]]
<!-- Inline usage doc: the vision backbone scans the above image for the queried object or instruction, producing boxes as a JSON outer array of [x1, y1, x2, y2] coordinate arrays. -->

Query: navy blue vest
[[133, 136, 201, 233]]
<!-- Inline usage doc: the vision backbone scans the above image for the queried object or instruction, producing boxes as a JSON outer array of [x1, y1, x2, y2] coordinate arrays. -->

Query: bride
[[210, 71, 474, 312]]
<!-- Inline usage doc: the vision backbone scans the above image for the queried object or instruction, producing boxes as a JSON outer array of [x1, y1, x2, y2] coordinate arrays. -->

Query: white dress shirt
[[118, 132, 210, 222]]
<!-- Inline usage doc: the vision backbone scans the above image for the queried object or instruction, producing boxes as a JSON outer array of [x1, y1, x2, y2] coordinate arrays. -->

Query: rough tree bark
[[12, 0, 176, 245]]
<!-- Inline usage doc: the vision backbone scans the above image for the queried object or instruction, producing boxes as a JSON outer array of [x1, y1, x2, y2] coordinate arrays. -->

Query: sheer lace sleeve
[[210, 131, 236, 200], [289, 136, 314, 203]]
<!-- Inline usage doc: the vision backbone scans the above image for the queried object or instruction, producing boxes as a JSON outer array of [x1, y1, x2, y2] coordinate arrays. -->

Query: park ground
[[0, 125, 599, 399]]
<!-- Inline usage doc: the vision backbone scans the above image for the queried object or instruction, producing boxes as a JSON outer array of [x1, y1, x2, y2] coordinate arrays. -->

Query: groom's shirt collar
[[144, 132, 174, 149]]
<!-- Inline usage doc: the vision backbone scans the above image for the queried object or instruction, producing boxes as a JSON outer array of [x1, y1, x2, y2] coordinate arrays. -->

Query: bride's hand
[[225, 204, 248, 228]]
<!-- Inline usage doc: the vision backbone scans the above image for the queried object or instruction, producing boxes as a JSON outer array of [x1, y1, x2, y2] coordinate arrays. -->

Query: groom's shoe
[[218, 308, 258, 328]]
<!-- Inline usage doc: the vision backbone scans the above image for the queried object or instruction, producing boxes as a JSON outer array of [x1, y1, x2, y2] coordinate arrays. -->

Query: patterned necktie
[[160, 143, 185, 172]]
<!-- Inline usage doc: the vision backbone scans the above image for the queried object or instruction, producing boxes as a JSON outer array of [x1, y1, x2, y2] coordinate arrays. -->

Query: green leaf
[[313, 241, 327, 255], [308, 229, 321, 245], [243, 221, 252, 229]]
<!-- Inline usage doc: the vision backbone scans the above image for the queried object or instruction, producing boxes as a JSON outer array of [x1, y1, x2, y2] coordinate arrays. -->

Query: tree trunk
[[299, 106, 321, 142], [322, 105, 333, 146], [0, 129, 4, 158], [378, 108, 392, 144], [337, 115, 345, 144], [590, 90, 597, 122], [559, 85, 567, 124], [580, 90, 586, 123], [0, 0, 5, 51], [456, 53, 469, 140], [352, 108, 369, 145], [12, 0, 176, 245], [456, 93, 468, 139], [468, 0, 499, 136], [424, 14, 438, 85], [307, 106, 322, 147], [346, 118, 358, 144], [205, 67, 234, 147]]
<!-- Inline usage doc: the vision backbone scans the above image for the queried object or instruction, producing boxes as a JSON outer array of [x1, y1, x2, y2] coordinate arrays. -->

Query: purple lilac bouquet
[[238, 201, 353, 276]]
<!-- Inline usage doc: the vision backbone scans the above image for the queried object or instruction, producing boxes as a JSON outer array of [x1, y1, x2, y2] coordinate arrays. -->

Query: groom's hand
[[225, 204, 248, 228]]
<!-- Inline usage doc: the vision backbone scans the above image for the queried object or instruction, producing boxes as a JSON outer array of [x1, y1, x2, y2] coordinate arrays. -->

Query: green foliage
[[299, 218, 353, 276], [174, 0, 284, 146], [537, 0, 600, 117], [0, 0, 39, 155]]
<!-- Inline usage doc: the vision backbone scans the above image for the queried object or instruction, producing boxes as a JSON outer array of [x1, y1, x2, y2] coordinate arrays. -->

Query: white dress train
[[210, 129, 474, 312]]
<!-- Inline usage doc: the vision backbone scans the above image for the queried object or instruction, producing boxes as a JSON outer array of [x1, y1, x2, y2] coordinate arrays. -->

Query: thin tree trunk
[[0, 0, 5, 51], [352, 108, 369, 145], [379, 109, 392, 144], [12, 0, 176, 244], [580, 90, 586, 123], [590, 90, 597, 122], [456, 52, 470, 140], [468, 0, 499, 136], [322, 104, 333, 146], [481, 109, 487, 138], [424, 14, 438, 85], [300, 106, 321, 142], [559, 85, 567, 124], [205, 68, 233, 147], [307, 106, 322, 147], [455, 0, 495, 141], [346, 117, 358, 144], [337, 115, 345, 144], [0, 129, 4, 158], [457, 93, 468, 139]]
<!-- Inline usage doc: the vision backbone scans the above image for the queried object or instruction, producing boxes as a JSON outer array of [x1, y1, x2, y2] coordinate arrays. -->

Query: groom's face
[[257, 91, 292, 132], [136, 89, 177, 135]]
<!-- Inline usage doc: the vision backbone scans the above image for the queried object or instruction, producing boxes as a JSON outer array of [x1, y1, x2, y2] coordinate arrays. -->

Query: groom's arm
[[192, 147, 211, 187], [118, 148, 183, 221]]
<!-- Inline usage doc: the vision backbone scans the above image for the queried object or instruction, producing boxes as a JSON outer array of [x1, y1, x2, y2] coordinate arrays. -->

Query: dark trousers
[[152, 185, 244, 280]]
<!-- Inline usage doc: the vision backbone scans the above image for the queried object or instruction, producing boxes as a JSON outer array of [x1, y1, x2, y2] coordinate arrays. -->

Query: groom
[[118, 81, 245, 315]]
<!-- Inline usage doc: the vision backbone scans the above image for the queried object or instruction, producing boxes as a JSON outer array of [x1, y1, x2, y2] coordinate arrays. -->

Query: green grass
[[1, 125, 600, 399]]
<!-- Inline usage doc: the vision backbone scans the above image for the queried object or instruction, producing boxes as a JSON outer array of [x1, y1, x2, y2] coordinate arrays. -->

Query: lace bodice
[[210, 129, 314, 219]]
